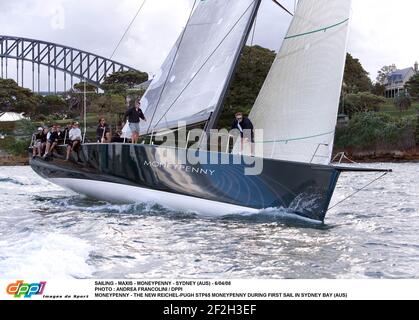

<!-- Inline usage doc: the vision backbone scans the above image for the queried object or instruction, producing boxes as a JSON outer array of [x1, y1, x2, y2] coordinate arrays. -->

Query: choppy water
[[0, 163, 418, 279]]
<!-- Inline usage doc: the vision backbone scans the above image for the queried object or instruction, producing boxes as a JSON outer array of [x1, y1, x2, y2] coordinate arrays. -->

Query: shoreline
[[0, 154, 29, 166], [333, 148, 419, 164]]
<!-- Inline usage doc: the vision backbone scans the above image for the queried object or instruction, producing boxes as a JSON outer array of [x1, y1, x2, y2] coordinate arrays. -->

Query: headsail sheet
[[249, 0, 352, 164], [140, 0, 261, 134]]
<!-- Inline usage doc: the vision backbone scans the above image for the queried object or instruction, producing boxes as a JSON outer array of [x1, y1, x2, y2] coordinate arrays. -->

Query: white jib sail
[[249, 0, 352, 164]]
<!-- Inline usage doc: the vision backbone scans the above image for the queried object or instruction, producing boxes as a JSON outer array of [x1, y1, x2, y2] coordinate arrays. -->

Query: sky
[[0, 0, 418, 90]]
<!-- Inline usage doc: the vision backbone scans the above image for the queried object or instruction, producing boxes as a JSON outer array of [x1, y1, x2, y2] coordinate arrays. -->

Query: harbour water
[[0, 163, 418, 279]]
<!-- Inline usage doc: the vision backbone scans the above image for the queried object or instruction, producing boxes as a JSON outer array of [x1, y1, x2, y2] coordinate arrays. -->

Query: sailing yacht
[[29, 0, 389, 223]]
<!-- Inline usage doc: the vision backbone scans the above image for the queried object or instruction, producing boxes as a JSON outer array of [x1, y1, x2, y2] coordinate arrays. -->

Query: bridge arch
[[0, 35, 139, 93]]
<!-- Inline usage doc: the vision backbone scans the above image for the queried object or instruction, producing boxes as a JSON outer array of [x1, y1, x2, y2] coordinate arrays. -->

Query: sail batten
[[140, 0, 261, 135], [250, 0, 352, 165]]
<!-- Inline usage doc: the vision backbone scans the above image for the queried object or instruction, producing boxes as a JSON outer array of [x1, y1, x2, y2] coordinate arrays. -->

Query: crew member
[[123, 99, 147, 144], [96, 118, 111, 143]]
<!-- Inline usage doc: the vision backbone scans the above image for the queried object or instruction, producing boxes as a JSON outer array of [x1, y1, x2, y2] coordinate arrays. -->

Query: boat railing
[[331, 152, 358, 164], [150, 131, 155, 145], [63, 130, 68, 145], [310, 143, 329, 163]]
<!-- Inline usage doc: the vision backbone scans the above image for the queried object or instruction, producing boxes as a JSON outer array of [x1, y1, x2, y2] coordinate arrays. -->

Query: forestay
[[250, 0, 352, 164], [140, 0, 261, 135]]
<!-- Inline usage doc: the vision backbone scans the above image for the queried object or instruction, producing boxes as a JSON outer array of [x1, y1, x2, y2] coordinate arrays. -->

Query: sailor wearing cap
[[32, 127, 47, 158]]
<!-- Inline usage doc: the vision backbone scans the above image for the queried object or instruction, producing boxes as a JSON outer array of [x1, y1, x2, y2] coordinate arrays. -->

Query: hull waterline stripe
[[47, 178, 324, 224], [284, 18, 349, 40]]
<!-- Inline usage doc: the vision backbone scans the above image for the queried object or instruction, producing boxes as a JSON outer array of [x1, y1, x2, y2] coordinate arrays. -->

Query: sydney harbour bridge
[[0, 35, 139, 94]]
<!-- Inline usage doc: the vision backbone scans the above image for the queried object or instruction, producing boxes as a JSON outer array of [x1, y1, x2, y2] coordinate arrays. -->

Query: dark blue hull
[[29, 143, 341, 222]]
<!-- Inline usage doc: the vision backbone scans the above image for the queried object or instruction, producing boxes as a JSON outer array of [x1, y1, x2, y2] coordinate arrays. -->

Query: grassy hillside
[[380, 99, 419, 118]]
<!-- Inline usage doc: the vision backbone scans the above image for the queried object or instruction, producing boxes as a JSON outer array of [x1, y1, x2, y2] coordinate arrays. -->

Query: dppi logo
[[6, 280, 46, 298]]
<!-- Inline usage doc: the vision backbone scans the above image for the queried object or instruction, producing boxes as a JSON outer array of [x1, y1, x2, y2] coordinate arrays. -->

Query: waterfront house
[[384, 62, 418, 98]]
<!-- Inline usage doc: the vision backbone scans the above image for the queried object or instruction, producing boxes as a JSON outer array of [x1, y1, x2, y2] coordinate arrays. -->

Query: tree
[[102, 70, 149, 93], [67, 82, 99, 119], [73, 82, 98, 93], [218, 45, 276, 129], [376, 64, 397, 85], [344, 92, 386, 117], [371, 82, 386, 96], [36, 95, 67, 120], [394, 91, 412, 113], [335, 112, 416, 151], [405, 74, 419, 101], [416, 111, 419, 146], [0, 79, 39, 116], [90, 94, 126, 115], [343, 53, 372, 93]]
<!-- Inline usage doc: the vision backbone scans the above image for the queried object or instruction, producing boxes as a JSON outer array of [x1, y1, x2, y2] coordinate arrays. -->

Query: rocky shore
[[0, 149, 28, 166], [333, 147, 419, 163]]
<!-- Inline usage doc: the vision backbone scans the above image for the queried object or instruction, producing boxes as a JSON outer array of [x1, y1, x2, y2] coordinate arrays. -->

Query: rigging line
[[146, 0, 198, 134], [247, 8, 258, 65], [327, 172, 390, 212], [271, 0, 293, 16], [151, 1, 256, 133], [256, 130, 335, 144], [110, 0, 147, 60], [285, 18, 350, 40]]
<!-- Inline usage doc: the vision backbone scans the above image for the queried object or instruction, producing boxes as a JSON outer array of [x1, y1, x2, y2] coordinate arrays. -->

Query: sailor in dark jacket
[[123, 100, 147, 144], [231, 112, 254, 142], [96, 118, 111, 143]]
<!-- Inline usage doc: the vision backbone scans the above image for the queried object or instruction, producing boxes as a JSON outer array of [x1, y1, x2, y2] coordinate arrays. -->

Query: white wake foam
[[0, 233, 94, 279]]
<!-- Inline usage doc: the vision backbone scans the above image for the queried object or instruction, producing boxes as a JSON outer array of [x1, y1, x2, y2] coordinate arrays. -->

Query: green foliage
[[371, 83, 386, 96], [0, 121, 16, 134], [218, 45, 275, 129], [102, 70, 149, 95], [103, 70, 148, 87], [36, 95, 68, 120], [415, 109, 419, 146], [15, 119, 38, 136], [73, 82, 98, 93], [416, 113, 419, 145], [405, 74, 419, 101], [394, 91, 412, 112], [376, 64, 397, 85], [0, 79, 40, 116], [335, 112, 416, 151], [90, 94, 126, 115], [343, 92, 386, 116], [343, 53, 372, 93], [102, 83, 128, 95], [0, 136, 30, 156], [67, 84, 100, 119]]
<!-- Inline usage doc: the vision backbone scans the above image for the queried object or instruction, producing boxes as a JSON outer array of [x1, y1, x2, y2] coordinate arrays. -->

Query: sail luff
[[145, 0, 198, 135]]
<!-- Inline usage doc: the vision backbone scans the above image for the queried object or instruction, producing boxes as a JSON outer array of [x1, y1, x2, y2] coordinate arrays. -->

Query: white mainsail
[[141, 0, 261, 135], [250, 0, 351, 164]]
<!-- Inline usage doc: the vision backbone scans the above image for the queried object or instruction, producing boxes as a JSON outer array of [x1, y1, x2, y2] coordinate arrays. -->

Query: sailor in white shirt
[[66, 122, 82, 161]]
